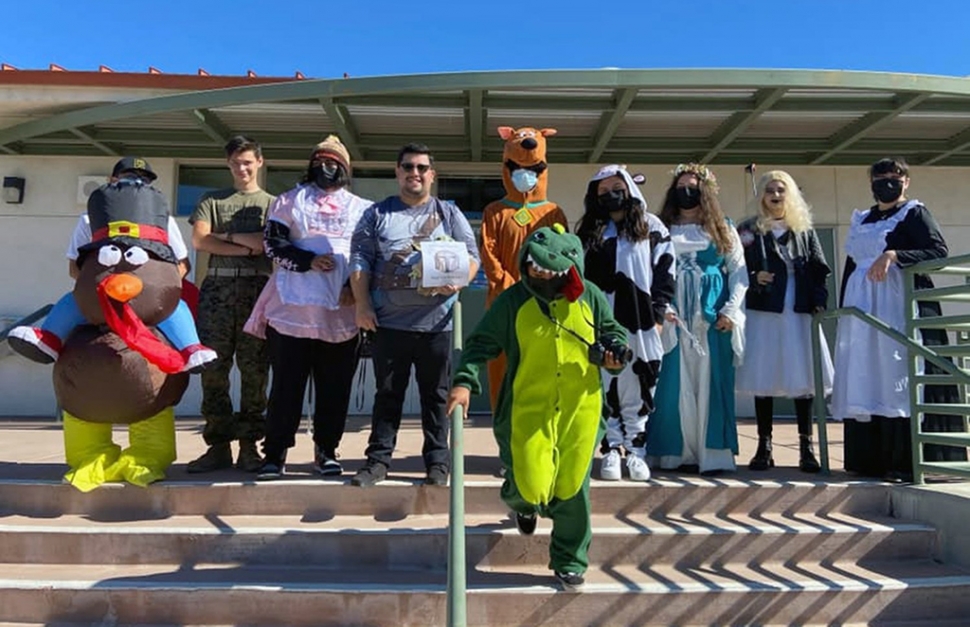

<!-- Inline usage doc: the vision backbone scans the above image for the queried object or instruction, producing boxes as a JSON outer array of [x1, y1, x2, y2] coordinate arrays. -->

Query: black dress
[[839, 202, 967, 478]]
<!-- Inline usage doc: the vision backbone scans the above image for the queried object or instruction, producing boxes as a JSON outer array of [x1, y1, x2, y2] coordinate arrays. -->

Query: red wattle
[[96, 281, 186, 374]]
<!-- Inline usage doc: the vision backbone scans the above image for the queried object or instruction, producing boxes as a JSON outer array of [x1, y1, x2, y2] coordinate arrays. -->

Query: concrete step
[[0, 512, 935, 569], [0, 560, 967, 626], [0, 477, 893, 519]]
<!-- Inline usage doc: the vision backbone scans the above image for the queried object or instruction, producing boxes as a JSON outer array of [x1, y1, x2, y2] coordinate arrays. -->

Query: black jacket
[[737, 217, 830, 314]]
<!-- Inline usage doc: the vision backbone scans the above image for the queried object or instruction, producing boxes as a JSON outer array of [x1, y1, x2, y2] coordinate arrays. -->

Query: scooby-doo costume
[[453, 225, 627, 583], [480, 127, 568, 409], [7, 179, 198, 490]]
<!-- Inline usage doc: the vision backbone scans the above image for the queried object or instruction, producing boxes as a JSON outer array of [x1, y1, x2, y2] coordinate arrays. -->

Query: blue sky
[[2, 0, 968, 79]]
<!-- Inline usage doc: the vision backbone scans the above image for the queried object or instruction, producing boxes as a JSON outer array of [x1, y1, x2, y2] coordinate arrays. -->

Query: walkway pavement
[[0, 415, 847, 484]]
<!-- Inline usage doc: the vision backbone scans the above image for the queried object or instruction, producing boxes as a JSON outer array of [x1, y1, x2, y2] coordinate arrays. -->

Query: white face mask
[[511, 169, 538, 193]]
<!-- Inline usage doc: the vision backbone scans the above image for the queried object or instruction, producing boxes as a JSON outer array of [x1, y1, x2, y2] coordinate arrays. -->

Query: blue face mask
[[511, 169, 539, 193]]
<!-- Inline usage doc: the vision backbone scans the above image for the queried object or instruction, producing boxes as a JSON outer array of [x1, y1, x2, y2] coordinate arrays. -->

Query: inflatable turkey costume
[[8, 172, 202, 490]]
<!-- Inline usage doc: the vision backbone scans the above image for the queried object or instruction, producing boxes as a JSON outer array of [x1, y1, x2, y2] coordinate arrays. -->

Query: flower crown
[[672, 163, 719, 192]]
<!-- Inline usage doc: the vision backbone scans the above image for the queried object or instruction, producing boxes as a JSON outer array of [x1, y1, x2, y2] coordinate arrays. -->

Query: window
[[265, 168, 304, 197], [437, 177, 506, 291], [175, 166, 232, 216]]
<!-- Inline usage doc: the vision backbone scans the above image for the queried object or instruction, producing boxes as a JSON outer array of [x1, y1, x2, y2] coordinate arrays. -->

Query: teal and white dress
[[647, 224, 748, 473]]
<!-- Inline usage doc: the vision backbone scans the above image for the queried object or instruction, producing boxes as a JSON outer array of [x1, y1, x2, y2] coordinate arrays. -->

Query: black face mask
[[525, 274, 568, 302], [674, 186, 701, 210], [597, 189, 628, 214], [871, 178, 904, 204], [312, 163, 341, 188]]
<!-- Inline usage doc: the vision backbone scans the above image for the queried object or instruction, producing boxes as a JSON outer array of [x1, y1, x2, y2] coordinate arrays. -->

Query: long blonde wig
[[754, 170, 813, 234]]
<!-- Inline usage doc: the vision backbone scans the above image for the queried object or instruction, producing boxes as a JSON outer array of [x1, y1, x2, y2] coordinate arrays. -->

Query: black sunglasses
[[399, 162, 431, 174]]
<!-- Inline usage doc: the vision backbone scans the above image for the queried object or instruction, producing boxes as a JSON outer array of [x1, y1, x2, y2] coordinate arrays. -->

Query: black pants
[[364, 328, 452, 469], [844, 415, 913, 478], [755, 396, 814, 438], [263, 326, 360, 461]]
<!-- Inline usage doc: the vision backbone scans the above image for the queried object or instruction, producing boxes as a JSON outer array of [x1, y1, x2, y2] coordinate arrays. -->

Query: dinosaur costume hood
[[518, 224, 585, 304]]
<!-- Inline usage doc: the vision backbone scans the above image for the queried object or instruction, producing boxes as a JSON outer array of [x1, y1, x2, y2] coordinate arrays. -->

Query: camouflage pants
[[197, 275, 269, 445]]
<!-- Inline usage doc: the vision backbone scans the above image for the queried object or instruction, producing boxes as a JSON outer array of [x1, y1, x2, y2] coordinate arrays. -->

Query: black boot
[[794, 397, 821, 474], [748, 437, 774, 471], [750, 397, 775, 471], [799, 436, 821, 473]]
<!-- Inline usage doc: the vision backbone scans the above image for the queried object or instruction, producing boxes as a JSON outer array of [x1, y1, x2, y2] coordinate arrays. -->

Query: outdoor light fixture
[[2, 177, 25, 204]]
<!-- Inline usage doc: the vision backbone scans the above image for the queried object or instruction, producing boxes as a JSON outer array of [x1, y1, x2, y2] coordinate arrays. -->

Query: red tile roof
[[0, 64, 303, 89]]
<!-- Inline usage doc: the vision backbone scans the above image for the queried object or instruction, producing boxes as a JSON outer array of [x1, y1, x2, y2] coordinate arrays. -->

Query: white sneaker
[[600, 449, 622, 481], [627, 454, 651, 482]]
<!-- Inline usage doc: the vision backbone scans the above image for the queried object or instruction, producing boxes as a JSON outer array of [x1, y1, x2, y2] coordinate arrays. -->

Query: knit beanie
[[311, 135, 351, 171]]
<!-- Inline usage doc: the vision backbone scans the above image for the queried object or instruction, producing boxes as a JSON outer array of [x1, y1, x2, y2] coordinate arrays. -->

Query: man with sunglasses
[[349, 143, 480, 487]]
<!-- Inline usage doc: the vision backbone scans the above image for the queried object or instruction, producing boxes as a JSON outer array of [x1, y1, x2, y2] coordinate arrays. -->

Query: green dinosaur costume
[[453, 224, 627, 575]]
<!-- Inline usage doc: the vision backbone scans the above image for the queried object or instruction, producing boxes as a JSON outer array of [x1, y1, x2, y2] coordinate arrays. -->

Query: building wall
[[2, 155, 969, 417]]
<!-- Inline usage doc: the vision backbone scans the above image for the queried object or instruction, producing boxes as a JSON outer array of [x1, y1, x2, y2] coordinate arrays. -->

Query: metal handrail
[[0, 304, 54, 344], [905, 254, 970, 484], [446, 299, 466, 627], [811, 253, 970, 481]]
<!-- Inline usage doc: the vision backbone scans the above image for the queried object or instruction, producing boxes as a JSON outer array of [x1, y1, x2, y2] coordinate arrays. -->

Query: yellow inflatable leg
[[109, 407, 178, 488], [62, 412, 122, 493]]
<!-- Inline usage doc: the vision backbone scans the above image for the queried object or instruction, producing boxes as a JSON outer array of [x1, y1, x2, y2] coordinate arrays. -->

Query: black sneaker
[[314, 445, 342, 477], [424, 463, 449, 486], [256, 459, 286, 481], [513, 512, 537, 536], [554, 571, 585, 590], [351, 462, 387, 487]]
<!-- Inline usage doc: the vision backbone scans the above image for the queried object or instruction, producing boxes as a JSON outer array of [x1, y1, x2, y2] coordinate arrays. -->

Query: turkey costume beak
[[101, 274, 143, 303]]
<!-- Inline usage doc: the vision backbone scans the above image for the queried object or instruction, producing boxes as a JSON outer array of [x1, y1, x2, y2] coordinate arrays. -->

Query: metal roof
[[3, 68, 970, 165]]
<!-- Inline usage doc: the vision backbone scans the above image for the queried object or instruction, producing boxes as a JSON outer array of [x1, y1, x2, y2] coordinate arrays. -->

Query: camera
[[358, 331, 374, 359], [588, 337, 633, 367]]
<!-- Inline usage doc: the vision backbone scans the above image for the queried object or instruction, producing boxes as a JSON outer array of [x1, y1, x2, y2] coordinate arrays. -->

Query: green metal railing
[[811, 253, 970, 483], [446, 299, 466, 627]]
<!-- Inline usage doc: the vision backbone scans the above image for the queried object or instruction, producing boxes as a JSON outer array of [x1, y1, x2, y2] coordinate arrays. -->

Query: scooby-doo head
[[498, 126, 557, 204]]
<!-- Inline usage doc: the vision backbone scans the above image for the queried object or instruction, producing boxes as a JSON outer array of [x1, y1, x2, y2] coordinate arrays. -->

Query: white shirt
[[66, 214, 188, 261]]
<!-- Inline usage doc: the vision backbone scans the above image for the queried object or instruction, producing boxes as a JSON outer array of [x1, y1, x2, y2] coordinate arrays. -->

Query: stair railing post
[[811, 312, 830, 474], [446, 298, 466, 627], [905, 267, 925, 485]]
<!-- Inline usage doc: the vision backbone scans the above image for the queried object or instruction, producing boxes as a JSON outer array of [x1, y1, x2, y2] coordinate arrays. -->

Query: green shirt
[[190, 188, 275, 272]]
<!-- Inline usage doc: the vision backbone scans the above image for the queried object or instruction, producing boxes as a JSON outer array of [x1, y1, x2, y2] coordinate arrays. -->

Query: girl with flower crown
[[735, 170, 834, 474], [646, 164, 748, 475]]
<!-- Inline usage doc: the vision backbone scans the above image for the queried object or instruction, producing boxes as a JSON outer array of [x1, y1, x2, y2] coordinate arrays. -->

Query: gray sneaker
[[424, 464, 449, 486], [351, 462, 387, 487]]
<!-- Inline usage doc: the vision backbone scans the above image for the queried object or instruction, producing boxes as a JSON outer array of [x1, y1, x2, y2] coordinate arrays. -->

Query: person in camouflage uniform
[[187, 136, 275, 473]]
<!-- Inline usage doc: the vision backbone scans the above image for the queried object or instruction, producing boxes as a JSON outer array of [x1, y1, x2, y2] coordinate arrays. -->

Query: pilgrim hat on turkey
[[78, 177, 178, 265]]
